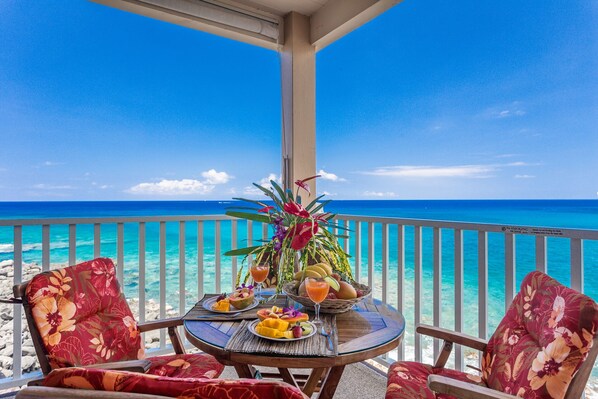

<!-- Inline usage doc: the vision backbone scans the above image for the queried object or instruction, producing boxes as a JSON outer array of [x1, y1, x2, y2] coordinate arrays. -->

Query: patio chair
[[386, 271, 598, 399], [16, 366, 308, 399], [13, 258, 224, 379]]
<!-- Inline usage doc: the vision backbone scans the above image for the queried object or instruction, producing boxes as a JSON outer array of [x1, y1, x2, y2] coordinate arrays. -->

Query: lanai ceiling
[[93, 0, 401, 51]]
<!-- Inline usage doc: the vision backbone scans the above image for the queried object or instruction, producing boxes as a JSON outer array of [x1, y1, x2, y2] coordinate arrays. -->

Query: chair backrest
[[14, 258, 144, 374], [482, 271, 598, 399]]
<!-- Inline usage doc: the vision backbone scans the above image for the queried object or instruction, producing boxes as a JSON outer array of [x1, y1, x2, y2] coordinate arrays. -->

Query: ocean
[[0, 200, 597, 361]]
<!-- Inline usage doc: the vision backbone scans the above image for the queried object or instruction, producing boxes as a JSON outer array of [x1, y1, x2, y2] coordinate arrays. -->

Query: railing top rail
[[0, 213, 596, 240], [0, 214, 235, 227], [334, 214, 598, 240]]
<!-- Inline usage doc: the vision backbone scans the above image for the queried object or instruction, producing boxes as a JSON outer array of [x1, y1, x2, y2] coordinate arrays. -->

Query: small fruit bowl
[[283, 281, 371, 314]]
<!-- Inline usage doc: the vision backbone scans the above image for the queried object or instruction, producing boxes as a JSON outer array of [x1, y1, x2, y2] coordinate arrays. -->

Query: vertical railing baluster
[[454, 229, 464, 371], [262, 222, 268, 241], [159, 221, 166, 347], [215, 221, 221, 294], [397, 224, 405, 361], [42, 224, 50, 271], [354, 222, 361, 283], [197, 221, 204, 299], [382, 223, 389, 304], [117, 223, 124, 285], [139, 222, 146, 325], [13, 226, 22, 379], [231, 220, 238, 289], [69, 224, 76, 266], [179, 222, 186, 315], [414, 225, 422, 362], [247, 220, 253, 265], [478, 231, 488, 346], [94, 223, 101, 258], [342, 220, 349, 254], [535, 235, 547, 272], [433, 227, 442, 360], [505, 233, 516, 309], [570, 238, 583, 292], [368, 222, 374, 291]]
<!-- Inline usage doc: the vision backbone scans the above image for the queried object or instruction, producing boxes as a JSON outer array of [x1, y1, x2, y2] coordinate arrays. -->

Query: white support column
[[281, 12, 316, 193]]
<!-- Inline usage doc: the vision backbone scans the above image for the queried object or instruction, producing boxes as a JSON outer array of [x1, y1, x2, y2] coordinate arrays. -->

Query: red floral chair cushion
[[44, 367, 307, 399], [386, 361, 485, 399], [25, 258, 224, 379], [482, 271, 597, 399], [386, 271, 597, 399]]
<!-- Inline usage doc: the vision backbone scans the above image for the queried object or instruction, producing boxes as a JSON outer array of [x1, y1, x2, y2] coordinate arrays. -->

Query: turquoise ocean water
[[0, 200, 597, 366]]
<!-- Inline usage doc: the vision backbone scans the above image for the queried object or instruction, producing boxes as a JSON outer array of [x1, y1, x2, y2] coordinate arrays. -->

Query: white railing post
[[414, 225, 422, 362], [13, 226, 23, 379], [159, 221, 166, 347], [433, 227, 442, 360], [354, 222, 361, 283], [368, 222, 375, 295], [397, 224, 405, 361], [197, 221, 204, 299], [139, 222, 146, 324], [231, 220, 238, 289], [570, 238, 583, 292], [117, 223, 124, 284], [535, 235, 547, 273], [93, 223, 101, 259], [454, 229, 464, 371], [42, 224, 50, 271], [478, 231, 488, 345], [505, 233, 516, 309], [382, 223, 389, 305], [215, 221, 221, 294], [69, 224, 76, 266], [179, 221, 186, 314]]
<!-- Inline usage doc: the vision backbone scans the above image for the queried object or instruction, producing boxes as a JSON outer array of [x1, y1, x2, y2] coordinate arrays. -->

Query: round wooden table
[[184, 297, 405, 399]]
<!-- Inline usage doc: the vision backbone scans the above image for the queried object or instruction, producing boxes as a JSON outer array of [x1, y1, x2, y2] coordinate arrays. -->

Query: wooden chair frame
[[13, 280, 187, 375], [418, 324, 598, 399]]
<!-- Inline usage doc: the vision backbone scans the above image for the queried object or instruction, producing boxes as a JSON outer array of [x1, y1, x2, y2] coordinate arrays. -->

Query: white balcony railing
[[0, 214, 597, 391]]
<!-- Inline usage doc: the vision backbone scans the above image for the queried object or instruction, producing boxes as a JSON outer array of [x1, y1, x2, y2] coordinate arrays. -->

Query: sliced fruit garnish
[[324, 275, 341, 292]]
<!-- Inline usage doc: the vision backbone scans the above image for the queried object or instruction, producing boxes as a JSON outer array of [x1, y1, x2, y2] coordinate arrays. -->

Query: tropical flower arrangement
[[224, 175, 353, 292]]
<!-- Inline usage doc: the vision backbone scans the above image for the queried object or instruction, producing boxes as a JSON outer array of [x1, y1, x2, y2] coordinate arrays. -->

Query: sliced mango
[[255, 325, 284, 338], [260, 318, 289, 332], [212, 298, 230, 312]]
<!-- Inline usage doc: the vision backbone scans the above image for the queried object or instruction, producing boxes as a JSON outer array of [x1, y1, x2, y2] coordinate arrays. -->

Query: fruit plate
[[248, 320, 317, 342], [283, 281, 371, 314], [202, 296, 259, 314]]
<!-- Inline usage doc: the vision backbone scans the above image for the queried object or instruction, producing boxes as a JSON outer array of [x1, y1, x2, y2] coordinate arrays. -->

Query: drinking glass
[[250, 263, 269, 301], [305, 277, 330, 326]]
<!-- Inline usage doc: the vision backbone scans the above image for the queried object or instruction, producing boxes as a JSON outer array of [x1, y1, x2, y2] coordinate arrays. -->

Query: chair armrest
[[83, 359, 152, 373], [137, 317, 182, 332], [428, 375, 519, 399], [17, 386, 172, 399], [417, 324, 487, 351]]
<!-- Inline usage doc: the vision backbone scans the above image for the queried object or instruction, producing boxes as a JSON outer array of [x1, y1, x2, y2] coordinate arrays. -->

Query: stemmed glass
[[250, 263, 269, 301], [305, 277, 330, 326]]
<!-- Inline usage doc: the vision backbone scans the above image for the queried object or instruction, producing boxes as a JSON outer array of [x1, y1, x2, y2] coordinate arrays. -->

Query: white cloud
[[363, 191, 396, 198], [514, 174, 535, 179], [259, 173, 281, 186], [321, 191, 337, 197], [33, 184, 74, 190], [128, 168, 232, 196], [43, 161, 64, 166], [485, 102, 526, 119], [128, 179, 213, 196], [318, 169, 346, 182], [363, 165, 495, 179], [201, 169, 232, 185]]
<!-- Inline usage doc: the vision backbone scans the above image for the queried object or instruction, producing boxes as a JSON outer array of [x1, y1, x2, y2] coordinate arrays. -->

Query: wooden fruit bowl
[[283, 281, 371, 314]]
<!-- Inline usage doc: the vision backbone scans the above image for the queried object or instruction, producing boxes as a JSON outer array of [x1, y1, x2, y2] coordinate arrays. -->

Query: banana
[[293, 270, 322, 280], [313, 262, 333, 276], [305, 265, 328, 277]]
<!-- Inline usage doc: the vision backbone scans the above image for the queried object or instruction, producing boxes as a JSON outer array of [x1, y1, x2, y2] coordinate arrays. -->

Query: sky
[[0, 1, 596, 201]]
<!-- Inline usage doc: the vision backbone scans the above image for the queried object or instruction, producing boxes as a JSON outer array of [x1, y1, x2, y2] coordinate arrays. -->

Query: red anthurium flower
[[313, 212, 331, 223], [294, 175, 321, 195], [283, 201, 310, 218], [258, 206, 275, 213], [288, 221, 319, 250]]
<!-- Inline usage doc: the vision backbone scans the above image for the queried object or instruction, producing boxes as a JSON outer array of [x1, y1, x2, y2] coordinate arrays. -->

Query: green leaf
[[270, 180, 288, 203], [253, 183, 284, 209], [225, 211, 271, 223], [224, 245, 264, 256], [310, 200, 331, 214], [231, 197, 271, 208], [305, 194, 326, 211]]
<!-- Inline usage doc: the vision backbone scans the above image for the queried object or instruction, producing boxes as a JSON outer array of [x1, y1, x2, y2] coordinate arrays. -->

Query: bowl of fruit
[[205, 284, 258, 313], [283, 263, 371, 314]]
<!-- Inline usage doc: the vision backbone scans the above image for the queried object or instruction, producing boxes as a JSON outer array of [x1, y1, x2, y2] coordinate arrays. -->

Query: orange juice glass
[[250, 264, 269, 300], [305, 277, 330, 325]]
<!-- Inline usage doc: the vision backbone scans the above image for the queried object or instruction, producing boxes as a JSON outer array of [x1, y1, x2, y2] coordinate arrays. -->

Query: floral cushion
[[146, 354, 223, 379], [44, 367, 307, 399], [482, 271, 597, 399], [386, 361, 486, 399], [25, 258, 224, 380], [26, 258, 144, 367]]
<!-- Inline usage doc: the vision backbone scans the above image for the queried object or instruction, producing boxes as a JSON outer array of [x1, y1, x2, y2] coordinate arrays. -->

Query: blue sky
[[0, 1, 596, 200]]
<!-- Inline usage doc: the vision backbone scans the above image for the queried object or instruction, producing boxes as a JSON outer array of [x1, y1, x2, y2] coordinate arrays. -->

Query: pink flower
[[287, 221, 319, 250], [294, 175, 320, 195], [258, 206, 275, 213], [284, 201, 310, 218]]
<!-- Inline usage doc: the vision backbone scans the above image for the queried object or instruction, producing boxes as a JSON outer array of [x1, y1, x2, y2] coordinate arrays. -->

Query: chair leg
[[433, 340, 453, 368], [168, 326, 186, 354]]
